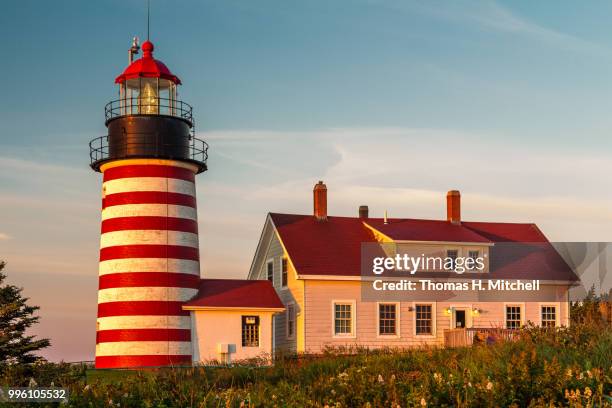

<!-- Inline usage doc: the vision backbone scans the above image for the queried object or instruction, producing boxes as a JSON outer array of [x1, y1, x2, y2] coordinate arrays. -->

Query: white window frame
[[286, 302, 296, 339], [464, 247, 484, 272], [539, 302, 560, 328], [376, 302, 400, 338], [332, 300, 356, 338], [504, 302, 525, 329], [413, 302, 436, 337], [281, 257, 288, 288], [265, 258, 274, 285], [241, 315, 261, 348], [444, 247, 461, 272]]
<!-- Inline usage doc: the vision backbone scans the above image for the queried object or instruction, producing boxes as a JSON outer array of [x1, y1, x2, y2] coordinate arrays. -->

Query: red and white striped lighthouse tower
[[89, 38, 208, 368]]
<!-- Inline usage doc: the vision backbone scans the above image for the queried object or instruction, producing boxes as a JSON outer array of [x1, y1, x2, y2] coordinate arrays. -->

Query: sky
[[0, 0, 611, 362]]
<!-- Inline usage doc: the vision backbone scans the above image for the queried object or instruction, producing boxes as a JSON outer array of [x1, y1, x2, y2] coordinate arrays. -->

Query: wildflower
[[566, 369, 572, 378], [587, 370, 593, 378], [28, 378, 37, 388], [578, 372, 584, 380], [391, 374, 396, 382], [331, 390, 336, 395], [420, 397, 427, 406], [378, 374, 384, 383], [467, 382, 472, 388], [486, 382, 493, 391], [585, 387, 592, 398], [83, 385, 90, 392], [272, 394, 277, 400]]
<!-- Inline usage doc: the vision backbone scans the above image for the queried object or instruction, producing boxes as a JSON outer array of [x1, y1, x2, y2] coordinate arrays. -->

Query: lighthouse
[[89, 38, 207, 368]]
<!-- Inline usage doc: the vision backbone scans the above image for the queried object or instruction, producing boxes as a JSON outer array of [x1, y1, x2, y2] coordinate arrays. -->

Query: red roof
[[270, 214, 378, 277], [269, 213, 578, 282], [183, 279, 284, 309], [366, 218, 490, 243], [115, 41, 181, 85]]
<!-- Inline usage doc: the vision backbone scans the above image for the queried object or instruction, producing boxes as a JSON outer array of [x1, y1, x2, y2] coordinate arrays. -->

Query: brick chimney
[[446, 190, 461, 224], [313, 181, 327, 221], [359, 205, 369, 219]]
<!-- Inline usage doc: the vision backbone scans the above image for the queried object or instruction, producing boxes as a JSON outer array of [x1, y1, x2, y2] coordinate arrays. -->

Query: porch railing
[[444, 328, 518, 347]]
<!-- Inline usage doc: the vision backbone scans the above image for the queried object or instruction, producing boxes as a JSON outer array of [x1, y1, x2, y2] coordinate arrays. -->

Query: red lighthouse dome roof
[[115, 40, 181, 85]]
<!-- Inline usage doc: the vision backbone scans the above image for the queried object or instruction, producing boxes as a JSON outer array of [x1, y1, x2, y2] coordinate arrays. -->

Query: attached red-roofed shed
[[183, 279, 283, 364]]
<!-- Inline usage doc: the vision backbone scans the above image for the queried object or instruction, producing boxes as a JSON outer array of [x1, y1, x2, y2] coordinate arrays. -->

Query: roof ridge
[[270, 212, 538, 226]]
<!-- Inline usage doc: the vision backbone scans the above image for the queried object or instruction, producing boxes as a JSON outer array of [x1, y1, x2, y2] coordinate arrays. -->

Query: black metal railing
[[104, 97, 194, 125], [89, 134, 208, 173]]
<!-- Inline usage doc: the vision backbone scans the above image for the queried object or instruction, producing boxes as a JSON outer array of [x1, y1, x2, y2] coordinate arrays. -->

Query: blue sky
[[0, 0, 611, 361]]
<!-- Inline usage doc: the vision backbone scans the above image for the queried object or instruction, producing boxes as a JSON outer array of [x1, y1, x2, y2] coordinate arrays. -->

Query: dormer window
[[446, 249, 459, 270], [467, 250, 480, 271]]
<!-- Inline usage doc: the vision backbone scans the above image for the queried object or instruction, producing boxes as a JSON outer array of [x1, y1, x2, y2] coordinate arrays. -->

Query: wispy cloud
[[383, 0, 610, 56]]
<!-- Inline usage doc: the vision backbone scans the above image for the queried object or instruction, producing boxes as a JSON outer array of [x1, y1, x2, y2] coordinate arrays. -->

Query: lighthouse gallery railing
[[89, 134, 208, 173], [104, 97, 194, 125]]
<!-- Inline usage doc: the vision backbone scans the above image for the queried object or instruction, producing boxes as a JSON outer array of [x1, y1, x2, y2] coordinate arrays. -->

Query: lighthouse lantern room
[[89, 38, 207, 369]]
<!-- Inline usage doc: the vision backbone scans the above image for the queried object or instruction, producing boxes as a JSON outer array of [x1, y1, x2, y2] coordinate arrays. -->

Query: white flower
[[486, 382, 493, 391], [378, 374, 384, 383], [28, 378, 37, 388], [420, 397, 427, 406]]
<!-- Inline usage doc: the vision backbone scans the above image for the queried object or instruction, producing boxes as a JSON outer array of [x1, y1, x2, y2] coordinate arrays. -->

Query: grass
[[1, 323, 611, 407]]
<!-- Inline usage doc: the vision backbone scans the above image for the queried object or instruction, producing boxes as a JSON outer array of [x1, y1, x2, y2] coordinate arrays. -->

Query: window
[[287, 304, 295, 338], [506, 305, 522, 329], [415, 304, 433, 335], [541, 306, 556, 328], [446, 249, 459, 270], [467, 250, 479, 271], [266, 260, 273, 282], [334, 303, 353, 336], [378, 303, 397, 335], [242, 316, 260, 347], [281, 258, 288, 287]]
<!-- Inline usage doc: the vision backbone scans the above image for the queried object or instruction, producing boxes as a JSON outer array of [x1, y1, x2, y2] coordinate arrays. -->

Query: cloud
[[0, 233, 11, 240], [197, 126, 612, 241], [384, 0, 610, 57]]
